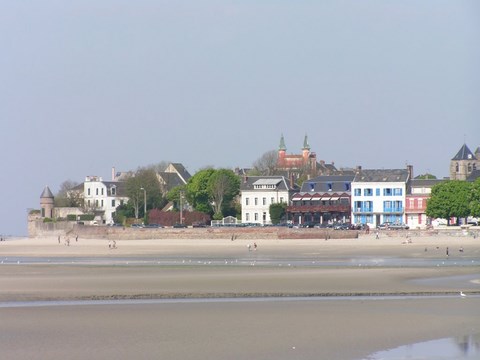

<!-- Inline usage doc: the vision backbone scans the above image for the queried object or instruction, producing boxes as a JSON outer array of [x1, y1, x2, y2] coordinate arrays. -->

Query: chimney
[[355, 165, 362, 174], [112, 167, 116, 181], [407, 165, 413, 180]]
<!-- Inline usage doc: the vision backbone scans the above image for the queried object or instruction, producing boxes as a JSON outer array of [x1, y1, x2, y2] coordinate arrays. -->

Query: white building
[[351, 168, 411, 228], [82, 176, 129, 225], [240, 176, 297, 225]]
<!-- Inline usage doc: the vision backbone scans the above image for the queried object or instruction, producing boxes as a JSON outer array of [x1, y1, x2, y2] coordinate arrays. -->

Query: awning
[[321, 197, 331, 201], [301, 196, 312, 201], [330, 197, 339, 201], [292, 194, 303, 201]]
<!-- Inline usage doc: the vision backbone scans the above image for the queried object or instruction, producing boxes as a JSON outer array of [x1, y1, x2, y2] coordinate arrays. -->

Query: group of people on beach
[[247, 242, 257, 251], [58, 234, 78, 246], [108, 240, 117, 249]]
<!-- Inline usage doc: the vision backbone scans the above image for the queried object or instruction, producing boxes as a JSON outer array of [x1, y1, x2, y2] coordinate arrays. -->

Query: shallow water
[[364, 334, 480, 359], [0, 255, 478, 268]]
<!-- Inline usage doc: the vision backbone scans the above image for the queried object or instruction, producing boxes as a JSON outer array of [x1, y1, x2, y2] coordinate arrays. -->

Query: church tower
[[450, 144, 479, 180], [302, 134, 311, 162], [278, 134, 287, 167]]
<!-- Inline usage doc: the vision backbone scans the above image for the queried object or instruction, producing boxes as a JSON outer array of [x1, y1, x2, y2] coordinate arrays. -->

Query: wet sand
[[1, 234, 479, 359]]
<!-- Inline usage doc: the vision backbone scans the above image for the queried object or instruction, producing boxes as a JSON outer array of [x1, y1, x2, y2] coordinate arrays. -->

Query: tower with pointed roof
[[278, 134, 287, 167], [302, 134, 311, 162], [450, 144, 479, 180], [40, 186, 54, 218]]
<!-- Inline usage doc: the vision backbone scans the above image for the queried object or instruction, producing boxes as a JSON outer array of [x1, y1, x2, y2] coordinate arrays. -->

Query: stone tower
[[450, 144, 479, 180], [40, 186, 54, 218]]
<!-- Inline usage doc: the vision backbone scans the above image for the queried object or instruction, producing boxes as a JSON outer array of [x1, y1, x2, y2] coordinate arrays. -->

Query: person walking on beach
[[375, 231, 379, 239], [58, 235, 60, 244], [446, 247, 449, 257], [75, 235, 78, 242], [247, 244, 251, 251], [254, 242, 257, 251]]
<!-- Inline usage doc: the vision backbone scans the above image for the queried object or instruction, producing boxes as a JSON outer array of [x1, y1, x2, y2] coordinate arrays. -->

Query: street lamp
[[140, 187, 146, 222]]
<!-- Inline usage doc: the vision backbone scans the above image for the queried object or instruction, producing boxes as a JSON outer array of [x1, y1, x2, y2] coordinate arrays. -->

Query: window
[[280, 197, 284, 203], [344, 183, 350, 191], [254, 198, 258, 205], [418, 199, 423, 208], [262, 198, 266, 205], [101, 200, 104, 207], [354, 189, 361, 196], [409, 199, 414, 208], [364, 188, 373, 196], [327, 183, 333, 191], [95, 200, 99, 207], [96, 188, 99, 195], [263, 212, 267, 222], [101, 188, 104, 195], [111, 186, 116, 195], [87, 188, 91, 196], [88, 200, 91, 206], [245, 198, 249, 206], [245, 213, 250, 222], [393, 188, 402, 196], [254, 213, 258, 221], [112, 199, 115, 207], [376, 188, 380, 196], [383, 188, 392, 196], [271, 197, 275, 204]]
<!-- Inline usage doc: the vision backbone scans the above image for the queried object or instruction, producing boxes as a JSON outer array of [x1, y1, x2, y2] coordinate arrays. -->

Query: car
[[467, 220, 478, 226], [377, 222, 392, 230], [192, 222, 207, 228], [131, 223, 143, 228], [173, 223, 187, 228], [388, 223, 409, 230], [144, 224, 162, 228]]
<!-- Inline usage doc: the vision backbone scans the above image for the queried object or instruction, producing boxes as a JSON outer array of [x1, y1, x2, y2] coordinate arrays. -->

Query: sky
[[1, 0, 479, 236]]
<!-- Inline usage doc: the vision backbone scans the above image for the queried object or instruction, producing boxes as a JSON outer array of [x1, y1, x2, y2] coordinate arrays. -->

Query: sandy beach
[[1, 232, 479, 359]]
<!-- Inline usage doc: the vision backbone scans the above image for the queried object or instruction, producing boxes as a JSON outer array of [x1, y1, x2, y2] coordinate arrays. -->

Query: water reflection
[[365, 334, 480, 359]]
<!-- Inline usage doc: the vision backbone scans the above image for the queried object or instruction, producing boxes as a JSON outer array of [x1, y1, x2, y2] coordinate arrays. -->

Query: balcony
[[383, 208, 404, 213], [353, 207, 373, 213], [287, 204, 351, 213]]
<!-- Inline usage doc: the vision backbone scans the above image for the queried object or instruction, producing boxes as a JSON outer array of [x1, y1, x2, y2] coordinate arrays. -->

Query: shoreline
[[1, 234, 479, 359]]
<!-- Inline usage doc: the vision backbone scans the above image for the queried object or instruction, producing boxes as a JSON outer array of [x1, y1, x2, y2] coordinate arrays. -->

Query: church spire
[[303, 134, 310, 151], [279, 134, 287, 151]]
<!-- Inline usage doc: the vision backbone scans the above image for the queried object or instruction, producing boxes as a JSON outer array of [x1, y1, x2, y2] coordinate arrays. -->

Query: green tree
[[54, 180, 82, 207], [166, 185, 186, 211], [208, 169, 240, 218], [185, 168, 240, 218], [269, 202, 287, 224], [186, 168, 216, 214], [426, 180, 471, 225], [470, 178, 480, 218], [125, 169, 164, 219]]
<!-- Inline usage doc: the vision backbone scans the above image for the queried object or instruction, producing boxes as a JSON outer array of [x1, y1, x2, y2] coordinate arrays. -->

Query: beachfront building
[[287, 175, 354, 225], [80, 176, 129, 225], [351, 167, 412, 228], [405, 178, 444, 229], [240, 176, 298, 225]]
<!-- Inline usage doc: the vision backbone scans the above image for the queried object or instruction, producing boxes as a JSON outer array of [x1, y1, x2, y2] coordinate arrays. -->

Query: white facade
[[351, 180, 407, 228], [83, 176, 128, 224], [241, 178, 291, 225]]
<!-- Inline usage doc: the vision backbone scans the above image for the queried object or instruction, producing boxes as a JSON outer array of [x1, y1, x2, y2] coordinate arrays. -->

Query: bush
[[67, 214, 77, 221], [43, 218, 53, 223], [78, 214, 95, 221]]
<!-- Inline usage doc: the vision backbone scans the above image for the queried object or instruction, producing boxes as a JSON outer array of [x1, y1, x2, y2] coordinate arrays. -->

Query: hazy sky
[[1, 1, 479, 236]]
